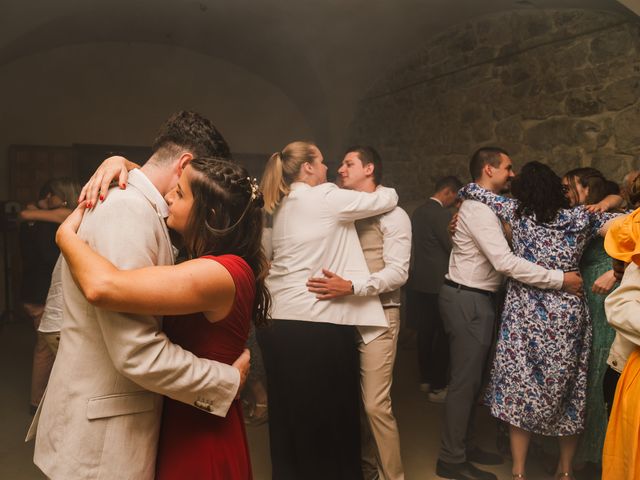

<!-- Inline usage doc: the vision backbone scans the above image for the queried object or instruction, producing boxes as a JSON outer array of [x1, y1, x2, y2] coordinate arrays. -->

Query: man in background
[[406, 175, 462, 403]]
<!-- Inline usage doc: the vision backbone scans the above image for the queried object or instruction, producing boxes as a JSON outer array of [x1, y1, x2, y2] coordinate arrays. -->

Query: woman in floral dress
[[458, 161, 620, 480]]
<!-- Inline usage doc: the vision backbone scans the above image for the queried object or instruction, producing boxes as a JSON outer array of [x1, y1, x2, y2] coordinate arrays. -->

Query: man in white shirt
[[436, 147, 584, 480], [307, 146, 411, 480]]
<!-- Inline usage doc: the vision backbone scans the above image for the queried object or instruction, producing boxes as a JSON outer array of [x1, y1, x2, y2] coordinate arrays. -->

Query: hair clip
[[247, 177, 260, 201]]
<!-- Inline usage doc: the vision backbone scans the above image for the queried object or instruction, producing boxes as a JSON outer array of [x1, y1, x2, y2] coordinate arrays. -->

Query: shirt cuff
[[352, 280, 366, 296], [550, 270, 564, 290]]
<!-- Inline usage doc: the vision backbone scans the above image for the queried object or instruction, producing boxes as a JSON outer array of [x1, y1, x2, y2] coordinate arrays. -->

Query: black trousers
[[407, 289, 449, 390], [603, 366, 621, 418], [256, 319, 363, 480]]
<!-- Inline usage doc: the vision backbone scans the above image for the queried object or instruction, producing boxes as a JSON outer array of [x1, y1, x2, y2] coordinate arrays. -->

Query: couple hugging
[[26, 111, 268, 480]]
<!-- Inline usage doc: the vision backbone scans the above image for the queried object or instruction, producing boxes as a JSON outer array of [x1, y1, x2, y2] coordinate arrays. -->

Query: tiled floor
[[1, 319, 565, 479]]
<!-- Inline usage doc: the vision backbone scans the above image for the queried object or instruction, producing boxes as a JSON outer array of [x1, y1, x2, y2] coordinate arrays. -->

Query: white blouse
[[265, 182, 398, 342]]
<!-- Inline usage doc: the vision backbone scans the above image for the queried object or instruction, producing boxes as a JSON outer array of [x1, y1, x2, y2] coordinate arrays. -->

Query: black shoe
[[436, 460, 497, 480], [466, 447, 503, 465]]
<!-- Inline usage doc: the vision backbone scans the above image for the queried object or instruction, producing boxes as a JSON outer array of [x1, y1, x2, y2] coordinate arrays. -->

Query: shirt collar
[[430, 196, 444, 207], [290, 181, 313, 191], [127, 169, 170, 218]]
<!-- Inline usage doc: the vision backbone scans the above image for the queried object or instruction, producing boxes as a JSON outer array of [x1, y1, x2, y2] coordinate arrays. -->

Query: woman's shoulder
[[200, 254, 255, 282], [551, 205, 591, 229]]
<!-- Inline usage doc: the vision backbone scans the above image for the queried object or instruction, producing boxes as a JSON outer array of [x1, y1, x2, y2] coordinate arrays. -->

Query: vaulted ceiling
[[0, 0, 631, 148]]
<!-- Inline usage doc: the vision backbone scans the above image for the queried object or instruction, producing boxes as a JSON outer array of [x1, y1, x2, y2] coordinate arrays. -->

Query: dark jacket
[[408, 199, 452, 294]]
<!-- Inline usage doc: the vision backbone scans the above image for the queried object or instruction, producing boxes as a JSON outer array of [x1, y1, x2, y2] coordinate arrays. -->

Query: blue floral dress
[[459, 183, 614, 436]]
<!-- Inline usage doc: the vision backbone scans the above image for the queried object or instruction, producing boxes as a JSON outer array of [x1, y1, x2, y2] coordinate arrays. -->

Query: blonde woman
[[258, 141, 397, 480]]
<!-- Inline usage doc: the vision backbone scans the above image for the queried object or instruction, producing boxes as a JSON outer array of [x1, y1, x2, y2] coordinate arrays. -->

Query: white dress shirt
[[447, 200, 563, 292], [605, 262, 640, 372], [38, 256, 63, 333], [266, 182, 398, 342], [352, 206, 412, 306]]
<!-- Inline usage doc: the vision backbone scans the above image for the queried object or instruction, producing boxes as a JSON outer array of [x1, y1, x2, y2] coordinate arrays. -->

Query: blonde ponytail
[[261, 152, 288, 214], [260, 141, 318, 214]]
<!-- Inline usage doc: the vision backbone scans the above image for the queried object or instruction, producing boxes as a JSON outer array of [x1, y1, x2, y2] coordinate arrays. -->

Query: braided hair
[[184, 157, 270, 327]]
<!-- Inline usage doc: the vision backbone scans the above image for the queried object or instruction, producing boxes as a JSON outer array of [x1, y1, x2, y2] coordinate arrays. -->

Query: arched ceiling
[[0, 0, 631, 148]]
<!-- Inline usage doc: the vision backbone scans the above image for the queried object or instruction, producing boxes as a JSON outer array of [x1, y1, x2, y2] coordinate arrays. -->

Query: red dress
[[156, 255, 255, 480]]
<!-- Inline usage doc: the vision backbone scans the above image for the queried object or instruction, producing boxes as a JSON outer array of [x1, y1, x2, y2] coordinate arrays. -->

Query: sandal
[[512, 474, 526, 480]]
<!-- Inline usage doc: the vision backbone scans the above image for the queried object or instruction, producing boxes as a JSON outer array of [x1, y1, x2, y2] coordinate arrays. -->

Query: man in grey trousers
[[435, 147, 584, 480]]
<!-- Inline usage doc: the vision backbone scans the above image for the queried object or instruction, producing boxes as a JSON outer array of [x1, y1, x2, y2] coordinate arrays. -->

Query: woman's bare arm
[[56, 205, 235, 320], [20, 207, 72, 224], [79, 155, 140, 207]]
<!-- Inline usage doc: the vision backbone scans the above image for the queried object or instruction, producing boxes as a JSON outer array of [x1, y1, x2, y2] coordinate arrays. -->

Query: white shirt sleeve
[[323, 184, 398, 222], [353, 208, 412, 296], [467, 202, 564, 290]]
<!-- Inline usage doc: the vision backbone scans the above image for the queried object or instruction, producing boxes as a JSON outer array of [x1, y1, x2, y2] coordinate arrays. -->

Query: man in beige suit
[[307, 146, 411, 480], [27, 111, 248, 480]]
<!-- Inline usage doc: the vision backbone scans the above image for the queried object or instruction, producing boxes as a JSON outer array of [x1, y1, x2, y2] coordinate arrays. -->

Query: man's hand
[[78, 155, 140, 209], [448, 213, 459, 237], [306, 269, 353, 300], [612, 259, 627, 282], [592, 269, 617, 295], [562, 271, 583, 296], [231, 348, 251, 397]]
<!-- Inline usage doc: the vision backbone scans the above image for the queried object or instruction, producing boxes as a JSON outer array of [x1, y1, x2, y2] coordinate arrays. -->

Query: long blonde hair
[[49, 178, 81, 209], [260, 141, 318, 214]]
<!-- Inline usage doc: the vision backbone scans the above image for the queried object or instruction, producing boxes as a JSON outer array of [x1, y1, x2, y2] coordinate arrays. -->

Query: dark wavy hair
[[183, 157, 270, 327], [511, 161, 569, 223]]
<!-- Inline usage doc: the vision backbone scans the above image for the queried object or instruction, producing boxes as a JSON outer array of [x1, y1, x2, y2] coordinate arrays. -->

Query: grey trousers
[[438, 284, 496, 464]]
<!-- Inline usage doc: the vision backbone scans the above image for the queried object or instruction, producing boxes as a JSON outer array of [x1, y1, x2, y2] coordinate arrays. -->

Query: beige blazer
[[27, 171, 240, 480], [605, 261, 640, 373]]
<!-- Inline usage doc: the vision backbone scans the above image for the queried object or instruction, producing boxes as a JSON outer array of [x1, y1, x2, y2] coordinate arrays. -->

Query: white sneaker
[[427, 387, 448, 403], [419, 383, 431, 392]]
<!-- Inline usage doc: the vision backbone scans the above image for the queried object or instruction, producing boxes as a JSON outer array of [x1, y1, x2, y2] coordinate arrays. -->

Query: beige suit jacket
[[27, 171, 240, 480], [605, 261, 640, 373]]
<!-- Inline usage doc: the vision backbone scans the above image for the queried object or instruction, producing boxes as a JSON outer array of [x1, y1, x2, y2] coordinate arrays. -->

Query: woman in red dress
[[55, 158, 270, 480]]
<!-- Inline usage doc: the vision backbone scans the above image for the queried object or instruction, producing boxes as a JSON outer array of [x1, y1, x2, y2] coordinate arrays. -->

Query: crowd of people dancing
[[18, 110, 640, 480]]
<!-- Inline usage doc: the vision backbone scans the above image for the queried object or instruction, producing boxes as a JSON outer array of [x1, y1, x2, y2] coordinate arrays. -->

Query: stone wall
[[348, 9, 640, 205]]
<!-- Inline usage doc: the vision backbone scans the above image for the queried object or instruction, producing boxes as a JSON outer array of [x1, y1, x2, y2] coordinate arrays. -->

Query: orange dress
[[602, 348, 640, 480], [155, 255, 254, 480]]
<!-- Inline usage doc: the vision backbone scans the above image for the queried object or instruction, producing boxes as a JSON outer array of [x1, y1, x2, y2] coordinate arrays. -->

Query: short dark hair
[[434, 176, 463, 193], [152, 111, 231, 163], [469, 147, 509, 181], [345, 145, 383, 185]]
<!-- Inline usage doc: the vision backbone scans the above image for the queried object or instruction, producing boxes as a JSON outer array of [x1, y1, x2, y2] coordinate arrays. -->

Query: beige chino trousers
[[359, 307, 404, 480]]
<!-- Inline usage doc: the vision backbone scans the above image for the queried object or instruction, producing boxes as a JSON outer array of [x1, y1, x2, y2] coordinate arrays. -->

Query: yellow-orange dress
[[602, 348, 640, 480]]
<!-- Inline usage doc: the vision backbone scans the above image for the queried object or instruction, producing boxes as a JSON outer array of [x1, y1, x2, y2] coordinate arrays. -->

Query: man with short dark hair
[[406, 175, 463, 403], [28, 111, 249, 480], [307, 145, 411, 480], [436, 147, 583, 480]]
